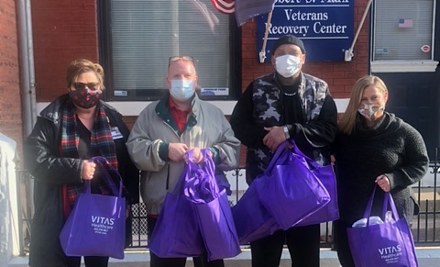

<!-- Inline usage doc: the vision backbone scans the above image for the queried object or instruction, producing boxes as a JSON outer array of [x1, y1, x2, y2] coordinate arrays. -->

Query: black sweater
[[333, 112, 429, 224]]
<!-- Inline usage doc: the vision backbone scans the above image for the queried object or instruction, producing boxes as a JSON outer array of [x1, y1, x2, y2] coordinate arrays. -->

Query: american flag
[[210, 0, 235, 14], [235, 0, 276, 26], [398, 18, 413, 29]]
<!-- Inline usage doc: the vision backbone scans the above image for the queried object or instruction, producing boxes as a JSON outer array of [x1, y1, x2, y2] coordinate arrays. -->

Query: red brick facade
[[31, 0, 99, 102], [29, 0, 369, 103], [2, 0, 370, 158], [0, 0, 23, 156]]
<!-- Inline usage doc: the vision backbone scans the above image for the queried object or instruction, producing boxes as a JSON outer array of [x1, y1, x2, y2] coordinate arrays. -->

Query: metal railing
[[126, 166, 440, 249], [16, 155, 440, 254]]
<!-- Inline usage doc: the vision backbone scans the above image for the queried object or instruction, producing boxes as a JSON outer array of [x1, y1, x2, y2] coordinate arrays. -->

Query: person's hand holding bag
[[81, 160, 97, 180]]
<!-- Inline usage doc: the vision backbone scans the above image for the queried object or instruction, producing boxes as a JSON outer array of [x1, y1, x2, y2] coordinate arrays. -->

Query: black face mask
[[69, 88, 101, 109]]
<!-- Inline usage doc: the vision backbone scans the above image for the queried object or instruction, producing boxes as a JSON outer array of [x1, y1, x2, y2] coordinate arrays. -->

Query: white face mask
[[275, 54, 301, 78], [357, 102, 384, 120], [170, 79, 195, 102]]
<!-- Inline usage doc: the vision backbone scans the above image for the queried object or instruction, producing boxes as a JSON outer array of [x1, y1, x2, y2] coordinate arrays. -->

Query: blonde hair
[[66, 59, 104, 89], [339, 75, 388, 134]]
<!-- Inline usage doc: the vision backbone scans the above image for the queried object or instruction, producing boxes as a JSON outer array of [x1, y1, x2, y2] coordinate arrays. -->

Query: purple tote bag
[[256, 141, 331, 230], [184, 149, 241, 261], [148, 164, 204, 258], [59, 156, 126, 259], [294, 145, 339, 226], [231, 176, 279, 244], [347, 187, 418, 267]]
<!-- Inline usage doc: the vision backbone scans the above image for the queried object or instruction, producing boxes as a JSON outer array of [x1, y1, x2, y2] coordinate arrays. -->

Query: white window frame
[[371, 0, 438, 73], [100, 0, 239, 102]]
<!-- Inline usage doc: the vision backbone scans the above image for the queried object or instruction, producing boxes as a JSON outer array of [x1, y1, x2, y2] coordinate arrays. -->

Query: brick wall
[[0, 0, 23, 158], [30, 0, 370, 102], [31, 0, 99, 102], [30, 0, 370, 103]]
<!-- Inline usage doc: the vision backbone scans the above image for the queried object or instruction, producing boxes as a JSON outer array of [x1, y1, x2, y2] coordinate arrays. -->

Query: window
[[99, 0, 240, 101], [371, 0, 437, 72]]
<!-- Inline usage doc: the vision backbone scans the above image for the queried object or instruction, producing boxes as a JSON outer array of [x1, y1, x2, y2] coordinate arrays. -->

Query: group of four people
[[25, 34, 429, 267]]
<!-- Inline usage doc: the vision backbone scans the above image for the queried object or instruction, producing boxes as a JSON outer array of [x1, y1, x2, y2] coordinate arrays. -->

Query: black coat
[[24, 94, 139, 266], [333, 112, 429, 224], [230, 72, 338, 183]]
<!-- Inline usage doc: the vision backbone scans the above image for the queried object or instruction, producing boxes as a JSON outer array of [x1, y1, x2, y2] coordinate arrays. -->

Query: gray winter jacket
[[126, 94, 240, 214]]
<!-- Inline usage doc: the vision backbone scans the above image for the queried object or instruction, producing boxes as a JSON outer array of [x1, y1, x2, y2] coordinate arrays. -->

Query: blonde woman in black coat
[[332, 75, 429, 267]]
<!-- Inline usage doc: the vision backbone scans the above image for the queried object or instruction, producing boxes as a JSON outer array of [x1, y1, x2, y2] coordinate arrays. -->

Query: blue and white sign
[[257, 0, 354, 62]]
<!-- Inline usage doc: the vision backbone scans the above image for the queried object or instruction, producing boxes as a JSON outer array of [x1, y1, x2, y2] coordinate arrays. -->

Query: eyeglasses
[[73, 82, 99, 91], [168, 56, 194, 63], [168, 56, 198, 68]]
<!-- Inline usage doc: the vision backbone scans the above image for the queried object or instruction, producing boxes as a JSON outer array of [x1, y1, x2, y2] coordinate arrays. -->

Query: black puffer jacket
[[333, 112, 429, 224], [24, 94, 139, 266]]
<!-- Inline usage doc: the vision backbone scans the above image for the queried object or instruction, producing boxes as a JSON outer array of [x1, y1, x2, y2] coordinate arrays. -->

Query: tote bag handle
[[183, 149, 220, 203], [185, 149, 216, 178], [363, 186, 400, 226], [91, 156, 123, 197], [171, 149, 204, 196], [290, 140, 324, 170], [264, 141, 291, 174], [265, 139, 323, 174], [382, 191, 400, 221]]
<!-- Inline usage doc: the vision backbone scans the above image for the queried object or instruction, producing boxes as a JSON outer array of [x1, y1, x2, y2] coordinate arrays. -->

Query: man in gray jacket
[[126, 55, 240, 267]]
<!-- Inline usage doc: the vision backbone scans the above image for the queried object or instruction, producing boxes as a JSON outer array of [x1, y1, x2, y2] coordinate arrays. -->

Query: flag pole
[[259, 10, 273, 63]]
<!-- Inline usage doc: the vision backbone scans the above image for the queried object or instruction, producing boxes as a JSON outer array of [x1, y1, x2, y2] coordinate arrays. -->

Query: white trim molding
[[371, 60, 439, 73], [36, 101, 238, 116], [36, 98, 350, 117]]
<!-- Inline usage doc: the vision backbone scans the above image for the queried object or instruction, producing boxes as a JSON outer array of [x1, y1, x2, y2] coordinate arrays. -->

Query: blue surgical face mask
[[170, 79, 195, 102]]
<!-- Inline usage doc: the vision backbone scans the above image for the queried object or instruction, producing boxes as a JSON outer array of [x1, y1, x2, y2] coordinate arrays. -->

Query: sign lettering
[[257, 0, 354, 62]]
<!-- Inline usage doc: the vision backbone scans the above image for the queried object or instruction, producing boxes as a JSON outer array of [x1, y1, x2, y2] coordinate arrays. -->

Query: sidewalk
[[8, 247, 440, 266]]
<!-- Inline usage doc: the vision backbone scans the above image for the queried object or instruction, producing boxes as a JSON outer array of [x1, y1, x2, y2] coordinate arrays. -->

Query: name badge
[[111, 127, 123, 140]]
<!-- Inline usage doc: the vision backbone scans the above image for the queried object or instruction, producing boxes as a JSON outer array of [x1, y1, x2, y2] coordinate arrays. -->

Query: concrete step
[[8, 248, 440, 267]]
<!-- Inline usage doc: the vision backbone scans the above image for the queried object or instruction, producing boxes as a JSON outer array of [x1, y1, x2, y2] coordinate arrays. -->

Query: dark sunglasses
[[73, 82, 99, 91]]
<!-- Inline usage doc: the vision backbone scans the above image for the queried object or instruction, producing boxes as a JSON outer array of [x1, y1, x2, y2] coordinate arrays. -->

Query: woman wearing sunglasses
[[24, 59, 139, 267]]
